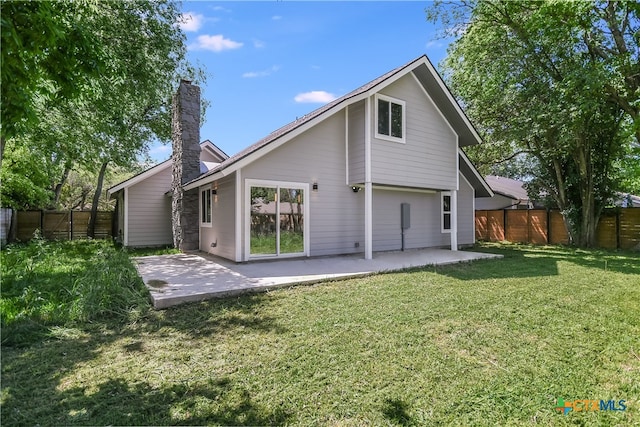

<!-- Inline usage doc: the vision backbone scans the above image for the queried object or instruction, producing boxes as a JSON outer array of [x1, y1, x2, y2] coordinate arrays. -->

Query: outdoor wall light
[[352, 186, 361, 193], [312, 182, 318, 192]]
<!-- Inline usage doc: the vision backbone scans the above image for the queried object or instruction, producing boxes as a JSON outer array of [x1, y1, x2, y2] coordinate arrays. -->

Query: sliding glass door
[[248, 181, 307, 258]]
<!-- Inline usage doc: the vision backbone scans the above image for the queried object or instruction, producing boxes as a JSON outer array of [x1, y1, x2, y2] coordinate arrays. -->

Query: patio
[[134, 249, 503, 308]]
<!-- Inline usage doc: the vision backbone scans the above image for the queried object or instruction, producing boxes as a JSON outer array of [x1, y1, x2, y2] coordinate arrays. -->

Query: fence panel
[[596, 213, 617, 249], [620, 208, 640, 250], [529, 210, 548, 244], [14, 210, 113, 242], [71, 211, 91, 240], [475, 210, 488, 241], [487, 210, 505, 241], [17, 211, 42, 241], [505, 210, 528, 243], [476, 208, 639, 249], [549, 211, 569, 245], [43, 211, 70, 240]]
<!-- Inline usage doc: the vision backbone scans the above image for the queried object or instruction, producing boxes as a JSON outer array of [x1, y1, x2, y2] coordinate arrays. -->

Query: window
[[375, 94, 405, 142], [442, 192, 451, 232], [201, 188, 212, 226]]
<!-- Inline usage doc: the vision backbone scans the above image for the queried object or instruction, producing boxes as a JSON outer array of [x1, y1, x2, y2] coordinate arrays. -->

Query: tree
[[1, 1, 203, 238], [427, 0, 640, 247], [0, 1, 104, 163]]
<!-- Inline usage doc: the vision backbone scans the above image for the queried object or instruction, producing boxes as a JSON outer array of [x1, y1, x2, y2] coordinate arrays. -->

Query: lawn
[[1, 242, 639, 426]]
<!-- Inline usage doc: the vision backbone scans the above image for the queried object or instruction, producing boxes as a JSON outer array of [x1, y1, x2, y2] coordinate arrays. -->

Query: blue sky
[[149, 1, 453, 162]]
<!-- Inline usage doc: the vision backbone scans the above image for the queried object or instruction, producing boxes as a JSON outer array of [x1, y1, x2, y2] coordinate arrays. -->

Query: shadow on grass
[[1, 293, 289, 426], [427, 243, 640, 281], [382, 398, 414, 426], [59, 378, 291, 426]]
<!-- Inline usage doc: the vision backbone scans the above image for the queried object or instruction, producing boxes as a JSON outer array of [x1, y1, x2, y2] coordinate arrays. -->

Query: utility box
[[401, 203, 410, 230]]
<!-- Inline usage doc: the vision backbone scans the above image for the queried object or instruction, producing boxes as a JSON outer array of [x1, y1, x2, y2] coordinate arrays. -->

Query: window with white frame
[[375, 94, 405, 143], [201, 187, 212, 226], [441, 192, 451, 232]]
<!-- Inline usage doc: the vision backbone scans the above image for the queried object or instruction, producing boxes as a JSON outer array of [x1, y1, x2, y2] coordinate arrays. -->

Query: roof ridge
[[187, 55, 427, 186]]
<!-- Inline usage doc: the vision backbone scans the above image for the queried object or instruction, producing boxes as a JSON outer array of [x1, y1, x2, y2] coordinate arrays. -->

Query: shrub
[[1, 240, 150, 346]]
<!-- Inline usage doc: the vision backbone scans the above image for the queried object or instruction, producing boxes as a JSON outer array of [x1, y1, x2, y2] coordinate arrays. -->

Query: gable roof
[[107, 140, 228, 195], [484, 176, 530, 201], [184, 55, 484, 191]]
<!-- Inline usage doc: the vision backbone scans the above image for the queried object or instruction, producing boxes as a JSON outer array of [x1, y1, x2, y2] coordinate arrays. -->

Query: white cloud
[[272, 15, 282, 20], [294, 91, 337, 104], [242, 65, 280, 78], [178, 12, 204, 32], [253, 39, 266, 49], [190, 34, 243, 52], [425, 40, 443, 49]]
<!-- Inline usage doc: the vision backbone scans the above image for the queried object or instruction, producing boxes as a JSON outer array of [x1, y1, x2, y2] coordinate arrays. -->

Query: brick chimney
[[171, 80, 202, 251]]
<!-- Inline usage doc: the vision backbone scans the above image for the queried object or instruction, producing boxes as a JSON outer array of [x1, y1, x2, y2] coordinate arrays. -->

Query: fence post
[[546, 209, 551, 244], [616, 210, 621, 250], [70, 210, 73, 240], [503, 209, 507, 242], [40, 210, 44, 236]]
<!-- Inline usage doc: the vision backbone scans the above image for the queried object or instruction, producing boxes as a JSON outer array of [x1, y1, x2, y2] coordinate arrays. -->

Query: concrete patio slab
[[134, 249, 502, 309]]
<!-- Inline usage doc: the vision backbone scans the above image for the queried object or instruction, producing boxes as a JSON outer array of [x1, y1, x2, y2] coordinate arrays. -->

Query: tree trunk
[[52, 166, 71, 208], [88, 161, 109, 238]]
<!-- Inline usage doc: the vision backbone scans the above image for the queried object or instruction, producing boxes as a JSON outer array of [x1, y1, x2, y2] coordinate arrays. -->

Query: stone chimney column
[[171, 80, 202, 251]]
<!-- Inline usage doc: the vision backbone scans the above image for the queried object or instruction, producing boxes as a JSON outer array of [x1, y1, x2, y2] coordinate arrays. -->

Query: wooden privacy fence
[[10, 210, 113, 242], [475, 208, 640, 250]]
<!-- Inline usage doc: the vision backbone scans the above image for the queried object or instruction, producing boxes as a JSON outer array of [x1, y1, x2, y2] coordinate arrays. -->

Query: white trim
[[450, 189, 458, 251], [123, 187, 129, 246], [374, 93, 406, 144], [201, 139, 229, 161], [364, 96, 373, 260], [456, 135, 460, 191], [410, 72, 457, 137], [458, 148, 494, 197], [244, 179, 310, 261], [371, 185, 436, 194], [199, 185, 213, 228], [185, 55, 484, 192], [235, 170, 242, 262], [459, 171, 476, 244], [420, 58, 483, 145], [441, 191, 452, 234], [109, 161, 171, 195], [345, 107, 350, 186]]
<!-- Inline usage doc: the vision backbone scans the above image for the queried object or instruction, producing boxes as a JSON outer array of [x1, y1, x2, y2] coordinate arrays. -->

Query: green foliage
[[1, 0, 204, 212], [0, 139, 52, 209], [1, 244, 638, 425], [429, 1, 640, 246], [0, 1, 103, 142], [0, 240, 150, 346]]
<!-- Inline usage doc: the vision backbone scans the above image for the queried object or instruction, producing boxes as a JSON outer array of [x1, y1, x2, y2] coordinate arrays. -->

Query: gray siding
[[457, 173, 475, 246], [242, 111, 366, 257], [127, 166, 172, 247], [199, 172, 236, 260], [347, 101, 365, 184], [372, 190, 448, 251], [371, 73, 458, 189]]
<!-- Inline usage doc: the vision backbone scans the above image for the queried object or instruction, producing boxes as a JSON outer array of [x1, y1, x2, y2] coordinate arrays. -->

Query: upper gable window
[[375, 94, 405, 143]]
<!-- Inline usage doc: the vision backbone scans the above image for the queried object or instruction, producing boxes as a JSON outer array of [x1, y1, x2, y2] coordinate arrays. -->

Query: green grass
[[1, 242, 639, 425], [1, 239, 150, 346]]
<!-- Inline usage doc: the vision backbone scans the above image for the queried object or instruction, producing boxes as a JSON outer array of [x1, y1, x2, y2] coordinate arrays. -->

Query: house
[[108, 140, 229, 247], [475, 175, 534, 210], [109, 55, 494, 261]]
